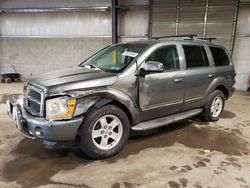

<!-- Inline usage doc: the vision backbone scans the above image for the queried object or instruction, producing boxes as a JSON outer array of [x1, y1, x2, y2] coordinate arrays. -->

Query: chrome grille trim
[[24, 84, 44, 117]]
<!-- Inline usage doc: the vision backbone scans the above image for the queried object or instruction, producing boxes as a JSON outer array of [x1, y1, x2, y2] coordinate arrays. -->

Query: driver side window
[[147, 45, 180, 71]]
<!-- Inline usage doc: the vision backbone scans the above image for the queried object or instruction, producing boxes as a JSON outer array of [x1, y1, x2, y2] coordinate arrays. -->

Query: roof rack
[[199, 37, 216, 42], [152, 34, 197, 40]]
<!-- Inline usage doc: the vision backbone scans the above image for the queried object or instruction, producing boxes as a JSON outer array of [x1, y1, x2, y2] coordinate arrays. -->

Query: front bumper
[[7, 96, 83, 142]]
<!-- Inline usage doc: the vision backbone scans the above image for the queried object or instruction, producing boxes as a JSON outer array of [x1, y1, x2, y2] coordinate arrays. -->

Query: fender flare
[[94, 98, 113, 109], [73, 88, 140, 125], [203, 76, 229, 104]]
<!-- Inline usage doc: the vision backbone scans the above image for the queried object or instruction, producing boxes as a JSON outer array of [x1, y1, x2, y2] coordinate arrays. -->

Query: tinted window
[[183, 45, 209, 68], [210, 47, 230, 66], [147, 45, 180, 71]]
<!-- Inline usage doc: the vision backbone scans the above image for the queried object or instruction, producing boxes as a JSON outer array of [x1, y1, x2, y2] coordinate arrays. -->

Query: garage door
[[151, 0, 238, 52]]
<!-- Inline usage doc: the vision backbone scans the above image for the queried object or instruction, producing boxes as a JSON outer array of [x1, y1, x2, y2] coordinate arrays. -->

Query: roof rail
[[199, 37, 216, 42], [152, 34, 197, 40]]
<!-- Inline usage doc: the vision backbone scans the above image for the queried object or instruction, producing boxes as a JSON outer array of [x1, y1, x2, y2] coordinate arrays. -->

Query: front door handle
[[208, 74, 214, 78], [173, 78, 183, 83]]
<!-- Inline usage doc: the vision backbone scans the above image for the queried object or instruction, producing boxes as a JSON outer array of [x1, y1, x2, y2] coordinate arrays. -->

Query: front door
[[138, 45, 185, 121]]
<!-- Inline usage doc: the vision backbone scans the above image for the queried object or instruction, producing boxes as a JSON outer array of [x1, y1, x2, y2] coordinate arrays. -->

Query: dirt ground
[[0, 83, 250, 188]]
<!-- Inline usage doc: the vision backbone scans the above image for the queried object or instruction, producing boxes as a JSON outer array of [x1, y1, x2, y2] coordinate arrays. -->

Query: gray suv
[[7, 35, 235, 159]]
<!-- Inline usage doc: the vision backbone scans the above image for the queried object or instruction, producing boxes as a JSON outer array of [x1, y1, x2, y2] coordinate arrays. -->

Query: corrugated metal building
[[0, 0, 249, 90]]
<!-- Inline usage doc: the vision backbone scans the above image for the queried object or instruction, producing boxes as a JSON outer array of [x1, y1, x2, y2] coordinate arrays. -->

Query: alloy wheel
[[91, 115, 123, 150]]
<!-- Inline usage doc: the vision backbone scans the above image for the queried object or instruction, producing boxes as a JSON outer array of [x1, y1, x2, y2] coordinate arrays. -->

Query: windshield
[[80, 43, 149, 73]]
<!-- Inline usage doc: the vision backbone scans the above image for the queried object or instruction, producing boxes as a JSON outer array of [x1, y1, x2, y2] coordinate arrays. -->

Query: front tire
[[201, 90, 225, 121], [79, 105, 130, 159]]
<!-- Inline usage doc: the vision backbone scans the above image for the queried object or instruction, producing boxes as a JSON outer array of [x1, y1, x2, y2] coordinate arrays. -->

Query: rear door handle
[[173, 78, 183, 83], [208, 74, 214, 78]]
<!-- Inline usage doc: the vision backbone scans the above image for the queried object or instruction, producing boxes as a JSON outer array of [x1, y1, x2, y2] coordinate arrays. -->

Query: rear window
[[183, 45, 209, 68], [209, 46, 230, 66]]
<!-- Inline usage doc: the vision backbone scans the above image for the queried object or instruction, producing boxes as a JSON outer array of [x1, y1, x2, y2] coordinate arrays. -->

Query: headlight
[[46, 96, 76, 120]]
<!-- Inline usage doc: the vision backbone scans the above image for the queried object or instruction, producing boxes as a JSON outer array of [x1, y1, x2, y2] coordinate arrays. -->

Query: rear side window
[[209, 47, 230, 66], [183, 45, 209, 68]]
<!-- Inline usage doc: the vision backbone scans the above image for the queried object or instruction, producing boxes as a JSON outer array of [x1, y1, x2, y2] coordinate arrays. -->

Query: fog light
[[35, 127, 44, 137]]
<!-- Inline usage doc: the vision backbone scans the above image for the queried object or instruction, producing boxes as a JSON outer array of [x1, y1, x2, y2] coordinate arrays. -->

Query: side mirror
[[144, 61, 164, 73], [135, 61, 164, 76]]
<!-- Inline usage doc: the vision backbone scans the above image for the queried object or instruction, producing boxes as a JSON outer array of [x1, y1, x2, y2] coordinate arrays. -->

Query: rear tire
[[0, 78, 5, 83], [14, 78, 21, 82], [200, 90, 225, 121], [6, 78, 11, 83], [79, 105, 130, 159]]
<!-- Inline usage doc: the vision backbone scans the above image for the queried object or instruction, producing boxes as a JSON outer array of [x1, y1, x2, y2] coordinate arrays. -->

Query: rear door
[[181, 44, 215, 110]]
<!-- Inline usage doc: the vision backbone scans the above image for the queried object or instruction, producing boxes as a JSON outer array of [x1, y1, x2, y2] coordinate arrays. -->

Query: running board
[[131, 108, 203, 131]]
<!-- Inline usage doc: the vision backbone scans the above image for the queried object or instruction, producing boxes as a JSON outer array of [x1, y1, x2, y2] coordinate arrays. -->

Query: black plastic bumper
[[228, 87, 235, 98]]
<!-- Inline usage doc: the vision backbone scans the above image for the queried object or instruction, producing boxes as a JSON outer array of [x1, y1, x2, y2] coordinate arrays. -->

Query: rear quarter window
[[209, 46, 230, 66], [182, 45, 209, 68]]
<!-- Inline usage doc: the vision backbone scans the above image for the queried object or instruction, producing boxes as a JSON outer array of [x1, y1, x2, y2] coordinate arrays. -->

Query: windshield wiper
[[84, 64, 102, 71]]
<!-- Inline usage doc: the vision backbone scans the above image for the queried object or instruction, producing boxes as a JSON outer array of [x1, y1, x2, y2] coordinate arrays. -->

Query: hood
[[28, 66, 117, 94]]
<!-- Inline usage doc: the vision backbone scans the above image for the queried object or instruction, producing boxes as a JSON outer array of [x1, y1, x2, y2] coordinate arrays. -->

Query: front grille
[[27, 100, 41, 112], [24, 84, 44, 116], [29, 89, 42, 101]]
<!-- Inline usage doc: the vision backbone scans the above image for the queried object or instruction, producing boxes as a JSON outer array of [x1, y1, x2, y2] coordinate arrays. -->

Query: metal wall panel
[[119, 0, 149, 5], [0, 0, 112, 37], [151, 0, 237, 51], [119, 37, 148, 43], [178, 0, 206, 36], [233, 5, 250, 90], [206, 0, 235, 49], [0, 12, 111, 37], [236, 5, 250, 35], [151, 0, 178, 36], [0, 37, 111, 79], [119, 10, 149, 36], [0, 0, 111, 8]]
